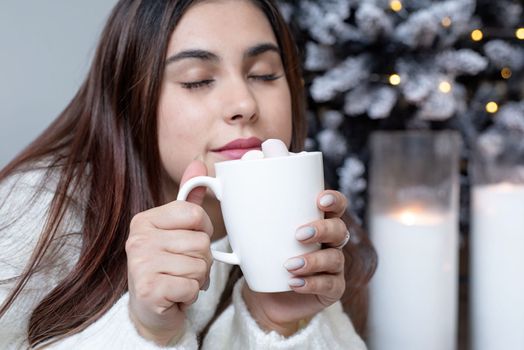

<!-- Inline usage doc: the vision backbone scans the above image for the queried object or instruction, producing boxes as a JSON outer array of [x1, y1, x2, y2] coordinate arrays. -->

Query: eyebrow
[[244, 43, 280, 59], [165, 43, 280, 65], [166, 49, 219, 64]]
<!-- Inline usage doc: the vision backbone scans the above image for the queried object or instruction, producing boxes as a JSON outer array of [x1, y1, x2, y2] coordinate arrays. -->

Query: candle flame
[[399, 210, 418, 226], [391, 205, 445, 226]]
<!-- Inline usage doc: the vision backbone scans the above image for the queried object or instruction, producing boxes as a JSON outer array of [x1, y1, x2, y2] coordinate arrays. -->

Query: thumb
[[179, 159, 208, 206]]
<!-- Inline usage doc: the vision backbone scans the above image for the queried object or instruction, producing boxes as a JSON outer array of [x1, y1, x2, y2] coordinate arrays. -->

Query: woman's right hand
[[126, 160, 212, 346]]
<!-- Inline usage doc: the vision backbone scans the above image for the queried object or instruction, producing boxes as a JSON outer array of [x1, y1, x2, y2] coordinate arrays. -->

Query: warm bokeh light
[[471, 29, 483, 41], [485, 101, 499, 114], [501, 67, 512, 79], [439, 80, 452, 93], [389, 73, 401, 86], [516, 28, 524, 40], [441, 16, 452, 28], [391, 205, 445, 226], [398, 210, 418, 226], [497, 182, 519, 191], [390, 0, 403, 12]]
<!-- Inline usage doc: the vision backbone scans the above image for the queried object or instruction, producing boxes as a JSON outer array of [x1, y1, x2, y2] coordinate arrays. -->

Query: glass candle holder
[[367, 131, 460, 350], [470, 131, 524, 350]]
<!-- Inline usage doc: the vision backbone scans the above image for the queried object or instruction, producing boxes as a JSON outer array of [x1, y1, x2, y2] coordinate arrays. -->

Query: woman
[[0, 0, 376, 348]]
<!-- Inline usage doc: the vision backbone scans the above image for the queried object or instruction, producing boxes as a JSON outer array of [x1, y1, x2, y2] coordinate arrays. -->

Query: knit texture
[[0, 166, 366, 349]]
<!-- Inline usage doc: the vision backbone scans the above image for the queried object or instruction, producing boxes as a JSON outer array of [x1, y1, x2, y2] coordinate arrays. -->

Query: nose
[[222, 78, 258, 124]]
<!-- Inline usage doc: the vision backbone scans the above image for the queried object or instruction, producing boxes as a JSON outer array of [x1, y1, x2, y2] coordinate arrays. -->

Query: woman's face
[[157, 0, 292, 190]]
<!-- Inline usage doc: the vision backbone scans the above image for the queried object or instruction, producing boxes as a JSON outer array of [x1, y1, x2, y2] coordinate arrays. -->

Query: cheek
[[157, 96, 205, 184], [157, 118, 185, 184]]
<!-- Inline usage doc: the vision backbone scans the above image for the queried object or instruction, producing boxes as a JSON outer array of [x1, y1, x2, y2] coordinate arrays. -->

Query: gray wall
[[0, 1, 118, 167]]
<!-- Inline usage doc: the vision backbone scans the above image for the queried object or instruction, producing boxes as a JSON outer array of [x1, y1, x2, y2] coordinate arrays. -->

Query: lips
[[212, 137, 262, 160]]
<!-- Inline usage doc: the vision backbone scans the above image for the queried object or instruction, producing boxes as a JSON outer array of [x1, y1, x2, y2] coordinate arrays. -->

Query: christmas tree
[[279, 0, 524, 234]]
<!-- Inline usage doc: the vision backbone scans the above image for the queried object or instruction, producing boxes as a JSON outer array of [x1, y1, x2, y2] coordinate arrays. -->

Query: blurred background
[[280, 0, 523, 227], [0, 0, 118, 168]]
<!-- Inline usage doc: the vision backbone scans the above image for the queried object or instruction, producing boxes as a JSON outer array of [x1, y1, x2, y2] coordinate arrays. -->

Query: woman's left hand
[[242, 190, 349, 336]]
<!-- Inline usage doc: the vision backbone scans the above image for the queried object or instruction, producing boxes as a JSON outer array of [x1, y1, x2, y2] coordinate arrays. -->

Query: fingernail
[[202, 278, 210, 291], [320, 194, 335, 207], [289, 278, 305, 287], [284, 257, 305, 271], [295, 226, 316, 241]]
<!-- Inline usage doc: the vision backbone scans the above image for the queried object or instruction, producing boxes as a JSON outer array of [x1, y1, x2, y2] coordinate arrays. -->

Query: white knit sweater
[[0, 167, 367, 349]]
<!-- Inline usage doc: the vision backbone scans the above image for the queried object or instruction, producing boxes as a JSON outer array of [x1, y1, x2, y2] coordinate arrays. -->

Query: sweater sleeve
[[41, 237, 236, 349], [0, 168, 201, 349], [41, 240, 238, 350], [0, 167, 83, 349], [202, 278, 368, 350], [40, 293, 198, 350]]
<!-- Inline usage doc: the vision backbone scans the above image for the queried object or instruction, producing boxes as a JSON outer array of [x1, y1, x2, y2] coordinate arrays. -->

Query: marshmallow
[[261, 139, 289, 158], [241, 150, 264, 160]]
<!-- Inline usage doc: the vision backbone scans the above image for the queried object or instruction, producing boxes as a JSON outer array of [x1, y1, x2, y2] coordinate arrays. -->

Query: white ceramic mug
[[176, 152, 324, 292]]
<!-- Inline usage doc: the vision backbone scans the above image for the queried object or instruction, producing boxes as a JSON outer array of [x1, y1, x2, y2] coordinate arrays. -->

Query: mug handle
[[176, 176, 240, 265]]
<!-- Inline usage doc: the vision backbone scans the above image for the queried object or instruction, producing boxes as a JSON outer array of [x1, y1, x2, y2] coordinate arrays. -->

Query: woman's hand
[[242, 190, 349, 336], [126, 161, 212, 345]]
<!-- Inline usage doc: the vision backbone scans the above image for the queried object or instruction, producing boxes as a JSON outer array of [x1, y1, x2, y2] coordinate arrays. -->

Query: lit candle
[[368, 205, 459, 350], [471, 183, 524, 349]]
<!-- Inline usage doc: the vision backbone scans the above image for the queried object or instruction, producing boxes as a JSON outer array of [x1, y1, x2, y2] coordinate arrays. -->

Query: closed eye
[[249, 74, 282, 82], [180, 79, 215, 89]]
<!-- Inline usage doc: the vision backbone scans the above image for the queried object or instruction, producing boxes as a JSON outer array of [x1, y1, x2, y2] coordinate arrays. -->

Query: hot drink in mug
[[177, 139, 324, 292]]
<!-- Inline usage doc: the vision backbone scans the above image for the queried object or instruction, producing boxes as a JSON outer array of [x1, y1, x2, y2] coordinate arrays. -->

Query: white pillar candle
[[368, 206, 459, 350], [471, 183, 524, 350]]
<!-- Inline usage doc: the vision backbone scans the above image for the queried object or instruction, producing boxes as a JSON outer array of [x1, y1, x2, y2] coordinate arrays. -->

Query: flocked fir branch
[[280, 0, 524, 230]]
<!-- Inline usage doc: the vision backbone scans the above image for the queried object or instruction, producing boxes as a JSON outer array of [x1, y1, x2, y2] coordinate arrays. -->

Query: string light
[[516, 28, 524, 40], [389, 74, 401, 86], [390, 0, 403, 12], [441, 16, 452, 28], [471, 29, 483, 41], [439, 80, 452, 93], [501, 67, 512, 79], [485, 101, 499, 114]]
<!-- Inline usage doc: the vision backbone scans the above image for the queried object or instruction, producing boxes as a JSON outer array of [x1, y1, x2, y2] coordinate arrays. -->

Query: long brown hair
[[0, 0, 376, 347]]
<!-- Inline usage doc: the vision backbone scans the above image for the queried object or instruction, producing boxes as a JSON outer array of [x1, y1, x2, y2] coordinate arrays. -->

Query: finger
[[132, 200, 213, 236], [295, 217, 347, 245], [162, 230, 213, 265], [180, 159, 208, 206], [284, 249, 344, 275], [127, 229, 213, 268], [134, 275, 201, 313], [317, 190, 348, 218], [288, 274, 345, 301], [132, 252, 210, 288]]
